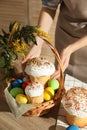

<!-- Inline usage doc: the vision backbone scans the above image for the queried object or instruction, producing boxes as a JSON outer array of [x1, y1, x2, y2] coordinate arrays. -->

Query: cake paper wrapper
[[4, 84, 35, 118]]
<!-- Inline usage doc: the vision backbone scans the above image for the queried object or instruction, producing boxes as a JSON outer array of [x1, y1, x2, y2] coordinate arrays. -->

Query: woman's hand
[[22, 36, 43, 64], [22, 44, 41, 63], [51, 45, 72, 79], [51, 34, 87, 79]]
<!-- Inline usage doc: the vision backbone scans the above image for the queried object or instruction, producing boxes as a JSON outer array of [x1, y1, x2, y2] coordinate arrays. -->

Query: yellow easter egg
[[15, 94, 28, 104], [44, 87, 55, 101]]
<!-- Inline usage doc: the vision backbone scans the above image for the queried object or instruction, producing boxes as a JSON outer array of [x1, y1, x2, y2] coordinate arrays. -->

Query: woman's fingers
[[51, 69, 60, 79]]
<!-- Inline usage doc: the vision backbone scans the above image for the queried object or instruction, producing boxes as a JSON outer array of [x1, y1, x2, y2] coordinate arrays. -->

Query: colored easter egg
[[10, 87, 24, 97], [22, 81, 31, 90], [66, 125, 80, 130], [48, 79, 59, 91], [15, 94, 28, 104], [44, 87, 55, 101], [11, 79, 23, 88]]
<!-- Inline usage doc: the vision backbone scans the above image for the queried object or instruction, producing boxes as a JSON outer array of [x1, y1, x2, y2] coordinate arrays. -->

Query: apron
[[55, 0, 87, 83]]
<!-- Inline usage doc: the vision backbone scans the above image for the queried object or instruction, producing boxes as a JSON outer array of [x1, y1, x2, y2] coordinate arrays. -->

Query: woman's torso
[[55, 0, 87, 83]]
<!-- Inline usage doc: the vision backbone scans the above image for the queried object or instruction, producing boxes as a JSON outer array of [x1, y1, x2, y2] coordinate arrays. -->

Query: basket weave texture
[[23, 37, 65, 116]]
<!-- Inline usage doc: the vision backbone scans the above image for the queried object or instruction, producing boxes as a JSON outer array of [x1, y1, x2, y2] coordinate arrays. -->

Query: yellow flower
[[9, 40, 29, 53], [36, 28, 52, 42]]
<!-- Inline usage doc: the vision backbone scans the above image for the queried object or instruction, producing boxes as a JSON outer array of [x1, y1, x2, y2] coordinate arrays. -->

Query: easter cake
[[61, 87, 87, 128], [25, 57, 55, 86], [25, 81, 44, 104]]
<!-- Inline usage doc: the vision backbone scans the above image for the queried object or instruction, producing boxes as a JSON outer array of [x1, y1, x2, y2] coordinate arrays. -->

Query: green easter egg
[[48, 79, 59, 91], [10, 87, 24, 97]]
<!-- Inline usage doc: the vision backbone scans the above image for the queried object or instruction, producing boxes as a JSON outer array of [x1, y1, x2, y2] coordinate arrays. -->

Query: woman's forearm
[[36, 7, 56, 47], [38, 7, 56, 33], [22, 7, 56, 63], [69, 35, 87, 54]]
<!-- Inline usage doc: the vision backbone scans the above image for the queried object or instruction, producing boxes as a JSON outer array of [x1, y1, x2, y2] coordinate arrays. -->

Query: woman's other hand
[[51, 45, 72, 79]]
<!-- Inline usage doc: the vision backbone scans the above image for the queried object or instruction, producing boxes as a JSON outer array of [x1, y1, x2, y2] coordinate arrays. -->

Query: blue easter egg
[[11, 79, 23, 88], [66, 125, 80, 130]]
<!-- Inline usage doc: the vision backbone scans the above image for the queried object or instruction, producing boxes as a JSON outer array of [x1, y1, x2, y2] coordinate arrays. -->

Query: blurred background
[[0, 0, 59, 86]]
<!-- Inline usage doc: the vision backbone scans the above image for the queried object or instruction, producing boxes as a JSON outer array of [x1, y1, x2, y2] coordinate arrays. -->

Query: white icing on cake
[[61, 87, 87, 118], [25, 57, 55, 77], [25, 82, 44, 97]]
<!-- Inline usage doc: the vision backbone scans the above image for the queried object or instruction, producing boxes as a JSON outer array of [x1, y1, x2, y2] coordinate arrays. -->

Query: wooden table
[[0, 81, 59, 130]]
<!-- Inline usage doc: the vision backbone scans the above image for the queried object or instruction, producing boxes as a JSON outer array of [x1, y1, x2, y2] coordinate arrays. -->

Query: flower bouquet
[[0, 21, 50, 80]]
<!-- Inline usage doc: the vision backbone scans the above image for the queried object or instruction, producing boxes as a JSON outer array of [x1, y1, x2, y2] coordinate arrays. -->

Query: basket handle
[[40, 37, 65, 100]]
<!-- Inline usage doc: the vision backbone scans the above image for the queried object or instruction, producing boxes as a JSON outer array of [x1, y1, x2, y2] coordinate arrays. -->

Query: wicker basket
[[22, 37, 65, 116], [3, 37, 65, 117]]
